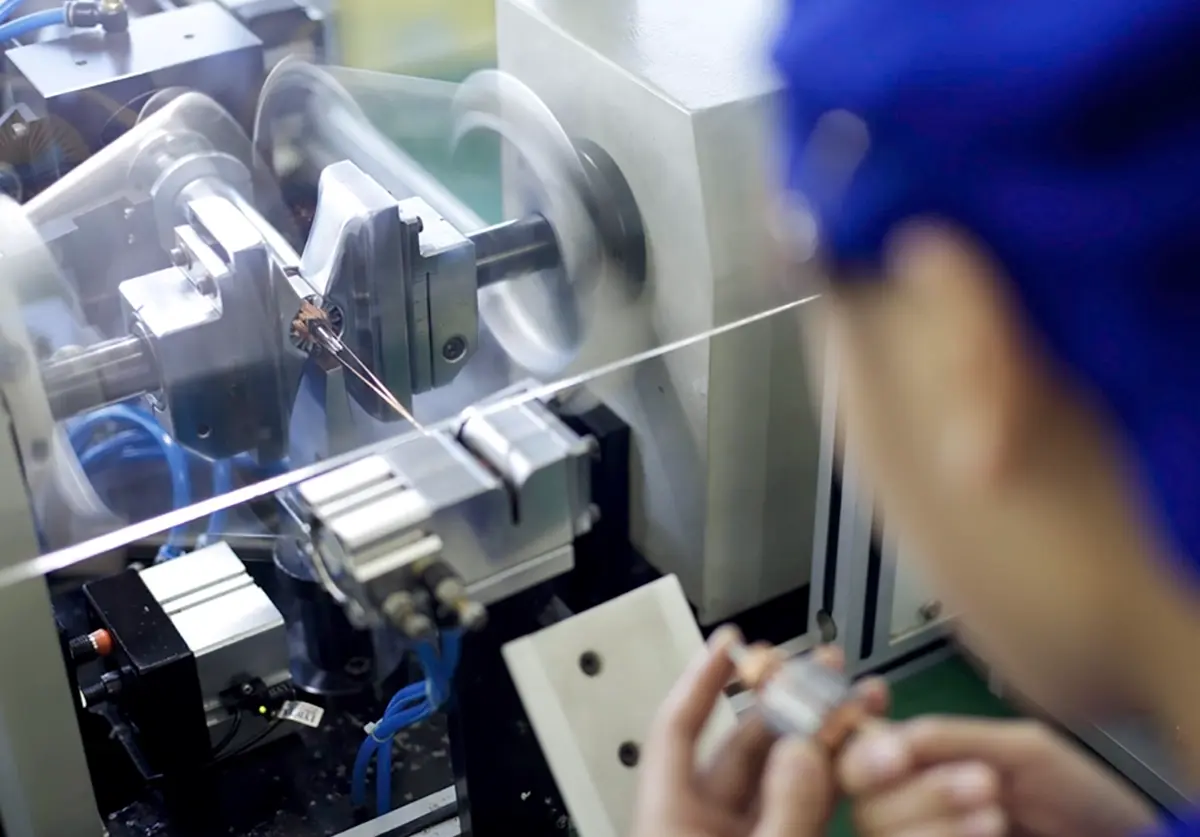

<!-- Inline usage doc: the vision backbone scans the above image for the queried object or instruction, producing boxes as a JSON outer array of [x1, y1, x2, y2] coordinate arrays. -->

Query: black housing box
[[5, 2, 265, 153], [84, 569, 210, 774]]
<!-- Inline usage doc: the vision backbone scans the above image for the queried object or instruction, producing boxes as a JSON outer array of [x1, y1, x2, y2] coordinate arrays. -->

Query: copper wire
[[294, 300, 425, 431], [330, 345, 424, 431]]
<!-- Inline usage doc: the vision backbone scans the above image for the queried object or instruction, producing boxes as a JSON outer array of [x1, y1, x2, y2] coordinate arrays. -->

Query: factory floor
[[828, 655, 1018, 837]]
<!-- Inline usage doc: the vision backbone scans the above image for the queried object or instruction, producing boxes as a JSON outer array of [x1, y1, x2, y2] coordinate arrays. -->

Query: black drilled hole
[[197, 425, 212, 439], [184, 33, 194, 39], [578, 650, 602, 677], [75, 59, 87, 66], [618, 741, 640, 767]]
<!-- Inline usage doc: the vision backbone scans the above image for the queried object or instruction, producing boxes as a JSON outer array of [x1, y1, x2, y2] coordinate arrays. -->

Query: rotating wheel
[[452, 70, 646, 378]]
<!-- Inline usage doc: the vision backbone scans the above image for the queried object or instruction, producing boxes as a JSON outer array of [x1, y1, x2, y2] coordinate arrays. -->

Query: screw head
[[344, 657, 371, 677], [441, 335, 468, 363], [815, 610, 838, 643], [918, 600, 944, 623]]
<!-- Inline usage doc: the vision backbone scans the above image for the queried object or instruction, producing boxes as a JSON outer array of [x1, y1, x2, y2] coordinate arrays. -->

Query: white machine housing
[[498, 0, 823, 624]]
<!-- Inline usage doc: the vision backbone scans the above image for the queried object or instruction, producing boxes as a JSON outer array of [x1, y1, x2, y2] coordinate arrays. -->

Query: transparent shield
[[0, 301, 824, 837], [0, 297, 823, 592], [0, 6, 834, 833], [1, 51, 822, 579]]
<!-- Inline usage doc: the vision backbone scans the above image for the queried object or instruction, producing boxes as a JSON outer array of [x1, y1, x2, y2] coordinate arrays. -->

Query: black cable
[[210, 711, 243, 757], [216, 718, 283, 762], [96, 704, 161, 782]]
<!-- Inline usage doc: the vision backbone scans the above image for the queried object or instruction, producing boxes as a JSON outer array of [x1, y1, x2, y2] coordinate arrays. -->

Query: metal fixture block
[[138, 542, 290, 721], [503, 575, 738, 837], [292, 383, 594, 628], [5, 3, 264, 152]]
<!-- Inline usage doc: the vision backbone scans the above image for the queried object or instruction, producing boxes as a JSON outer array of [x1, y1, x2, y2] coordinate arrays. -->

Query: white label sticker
[[279, 700, 325, 729]]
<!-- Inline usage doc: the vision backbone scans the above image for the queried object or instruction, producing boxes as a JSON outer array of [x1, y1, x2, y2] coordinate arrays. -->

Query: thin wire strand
[[4, 292, 820, 588], [333, 347, 424, 431], [304, 315, 426, 430]]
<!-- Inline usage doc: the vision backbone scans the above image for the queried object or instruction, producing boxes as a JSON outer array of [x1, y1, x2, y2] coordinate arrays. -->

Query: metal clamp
[[119, 193, 291, 459], [290, 383, 597, 633]]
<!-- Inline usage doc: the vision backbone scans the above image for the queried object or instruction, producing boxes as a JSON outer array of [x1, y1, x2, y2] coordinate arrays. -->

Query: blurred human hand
[[629, 632, 842, 837], [839, 716, 1157, 837]]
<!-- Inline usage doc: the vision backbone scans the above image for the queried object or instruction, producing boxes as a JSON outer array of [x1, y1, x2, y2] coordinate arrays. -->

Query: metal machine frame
[[807, 351, 950, 679]]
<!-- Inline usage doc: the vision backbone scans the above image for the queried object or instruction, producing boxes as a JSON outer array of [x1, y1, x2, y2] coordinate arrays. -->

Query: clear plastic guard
[[0, 60, 822, 569], [0, 296, 821, 590]]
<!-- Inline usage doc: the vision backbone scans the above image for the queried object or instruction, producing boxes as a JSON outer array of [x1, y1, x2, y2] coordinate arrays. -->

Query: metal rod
[[470, 215, 560, 288], [41, 334, 158, 420]]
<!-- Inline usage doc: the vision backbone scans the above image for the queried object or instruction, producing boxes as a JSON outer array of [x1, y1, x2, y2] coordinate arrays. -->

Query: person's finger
[[808, 648, 889, 717], [700, 713, 777, 812], [813, 645, 845, 671], [839, 722, 912, 793], [646, 626, 741, 782], [752, 738, 835, 837], [852, 761, 1001, 836], [898, 716, 1039, 771], [857, 809, 1007, 837], [854, 676, 891, 717]]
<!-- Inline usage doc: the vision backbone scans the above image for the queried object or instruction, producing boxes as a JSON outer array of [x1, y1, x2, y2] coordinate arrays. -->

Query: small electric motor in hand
[[729, 639, 866, 750]]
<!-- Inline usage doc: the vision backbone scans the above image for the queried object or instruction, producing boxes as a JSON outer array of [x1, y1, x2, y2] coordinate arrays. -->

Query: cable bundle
[[352, 632, 462, 817]]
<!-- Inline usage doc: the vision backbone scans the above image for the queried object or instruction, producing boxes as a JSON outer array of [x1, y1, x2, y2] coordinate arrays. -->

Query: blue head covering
[[774, 1, 1200, 580]]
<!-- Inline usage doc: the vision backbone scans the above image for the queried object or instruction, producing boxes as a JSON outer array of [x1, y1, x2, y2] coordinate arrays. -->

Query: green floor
[[829, 655, 1018, 836], [890, 655, 1016, 721]]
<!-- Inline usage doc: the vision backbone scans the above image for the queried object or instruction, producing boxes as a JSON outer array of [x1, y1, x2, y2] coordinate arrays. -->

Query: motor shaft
[[470, 215, 561, 287], [41, 335, 158, 420]]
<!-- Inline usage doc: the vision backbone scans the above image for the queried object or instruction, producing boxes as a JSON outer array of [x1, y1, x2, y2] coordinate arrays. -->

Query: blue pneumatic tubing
[[0, 7, 65, 41], [351, 632, 463, 814], [70, 405, 192, 556], [0, 0, 30, 24], [204, 459, 234, 542]]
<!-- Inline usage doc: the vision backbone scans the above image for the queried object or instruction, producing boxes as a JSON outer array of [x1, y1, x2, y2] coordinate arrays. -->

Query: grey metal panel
[[1069, 721, 1192, 810], [506, 0, 783, 111], [0, 411, 103, 837], [499, 0, 824, 623], [331, 788, 458, 837]]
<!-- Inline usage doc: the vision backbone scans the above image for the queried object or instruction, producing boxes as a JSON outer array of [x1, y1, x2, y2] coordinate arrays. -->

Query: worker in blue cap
[[628, 2, 1200, 836]]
